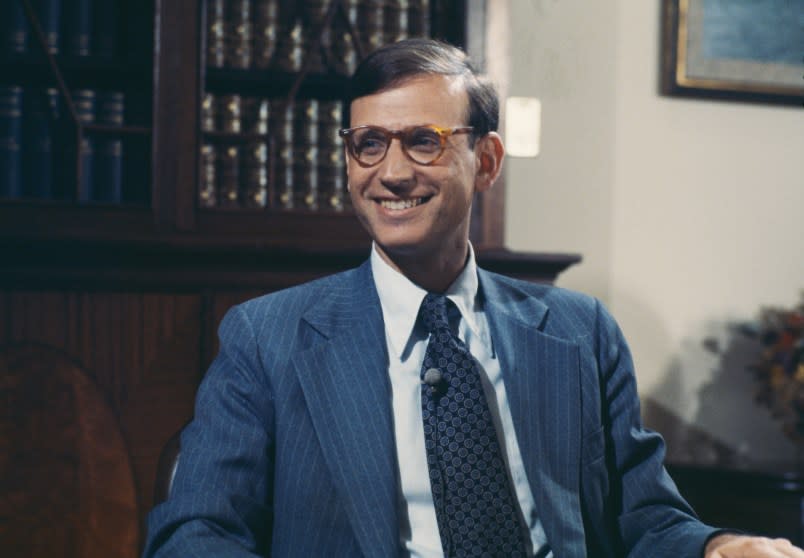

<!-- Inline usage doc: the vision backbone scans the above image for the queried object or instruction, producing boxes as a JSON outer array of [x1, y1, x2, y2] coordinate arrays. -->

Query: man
[[144, 39, 803, 557]]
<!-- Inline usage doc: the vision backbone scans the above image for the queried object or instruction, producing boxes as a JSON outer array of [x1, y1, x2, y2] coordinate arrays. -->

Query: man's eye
[[407, 129, 440, 152], [356, 135, 386, 154]]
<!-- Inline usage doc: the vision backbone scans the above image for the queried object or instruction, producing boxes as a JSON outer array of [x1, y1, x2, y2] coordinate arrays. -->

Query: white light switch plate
[[505, 97, 541, 157]]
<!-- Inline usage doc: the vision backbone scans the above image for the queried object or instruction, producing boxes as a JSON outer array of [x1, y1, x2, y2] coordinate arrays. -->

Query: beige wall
[[503, 0, 804, 461]]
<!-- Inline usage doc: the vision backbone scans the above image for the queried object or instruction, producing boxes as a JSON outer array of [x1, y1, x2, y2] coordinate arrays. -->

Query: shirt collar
[[370, 242, 482, 361]]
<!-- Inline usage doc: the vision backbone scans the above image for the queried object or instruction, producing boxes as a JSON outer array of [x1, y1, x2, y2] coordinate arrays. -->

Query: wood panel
[[0, 344, 139, 558], [0, 290, 204, 550]]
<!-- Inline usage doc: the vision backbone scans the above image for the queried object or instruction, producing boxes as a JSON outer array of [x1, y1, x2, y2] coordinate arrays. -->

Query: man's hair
[[346, 38, 499, 143]]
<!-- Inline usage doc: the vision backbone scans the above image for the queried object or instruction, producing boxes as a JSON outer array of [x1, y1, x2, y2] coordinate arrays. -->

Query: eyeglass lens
[[351, 126, 444, 165]]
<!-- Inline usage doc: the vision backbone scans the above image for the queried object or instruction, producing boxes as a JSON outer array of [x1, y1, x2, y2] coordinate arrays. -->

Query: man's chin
[[375, 240, 422, 258], [374, 238, 433, 264]]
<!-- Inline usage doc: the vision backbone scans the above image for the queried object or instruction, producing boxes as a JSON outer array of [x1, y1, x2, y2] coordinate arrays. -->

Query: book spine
[[408, 0, 430, 37], [241, 96, 269, 135], [213, 93, 243, 207], [219, 145, 240, 208], [225, 0, 253, 69], [207, 0, 226, 68], [0, 86, 23, 199], [63, 0, 92, 57], [295, 99, 319, 210], [94, 91, 124, 203], [276, 7, 307, 72], [318, 100, 346, 211], [241, 97, 269, 208], [331, 0, 358, 76], [198, 143, 218, 208], [34, 0, 63, 54], [73, 89, 95, 202], [273, 101, 294, 209], [2, 1, 29, 54], [301, 1, 326, 73], [385, 0, 409, 43], [92, 0, 119, 59], [218, 94, 242, 133], [22, 88, 59, 199], [358, 0, 384, 55], [198, 93, 218, 208], [242, 140, 268, 208], [253, 0, 279, 69], [201, 93, 217, 132]]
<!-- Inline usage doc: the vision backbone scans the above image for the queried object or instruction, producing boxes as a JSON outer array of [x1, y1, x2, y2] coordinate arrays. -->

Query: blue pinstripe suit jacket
[[144, 260, 719, 557]]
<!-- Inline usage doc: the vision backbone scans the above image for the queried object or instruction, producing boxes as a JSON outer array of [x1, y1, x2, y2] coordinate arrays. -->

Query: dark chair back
[[153, 428, 182, 505], [0, 343, 139, 557]]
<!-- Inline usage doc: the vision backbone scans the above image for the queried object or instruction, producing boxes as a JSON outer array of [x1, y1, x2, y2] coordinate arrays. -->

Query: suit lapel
[[291, 262, 399, 558], [479, 271, 586, 558]]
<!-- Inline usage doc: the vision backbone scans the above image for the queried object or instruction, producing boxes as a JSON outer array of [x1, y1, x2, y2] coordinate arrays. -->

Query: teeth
[[379, 198, 425, 210]]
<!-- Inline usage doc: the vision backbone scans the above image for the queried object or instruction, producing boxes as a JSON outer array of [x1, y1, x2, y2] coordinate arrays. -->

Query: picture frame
[[661, 0, 804, 106]]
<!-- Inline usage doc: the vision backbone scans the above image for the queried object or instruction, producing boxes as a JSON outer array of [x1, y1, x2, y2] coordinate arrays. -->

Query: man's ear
[[474, 132, 505, 193]]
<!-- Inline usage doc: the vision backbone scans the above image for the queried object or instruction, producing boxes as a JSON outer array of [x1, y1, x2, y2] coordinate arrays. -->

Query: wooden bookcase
[[0, 1, 580, 555]]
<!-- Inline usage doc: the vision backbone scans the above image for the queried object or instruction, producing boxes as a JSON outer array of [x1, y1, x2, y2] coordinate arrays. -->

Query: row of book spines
[[2, 0, 119, 58], [206, 0, 431, 73], [201, 94, 344, 145], [0, 86, 126, 203], [199, 142, 349, 212]]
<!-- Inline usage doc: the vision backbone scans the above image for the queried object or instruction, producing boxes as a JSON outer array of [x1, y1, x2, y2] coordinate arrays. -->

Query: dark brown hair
[[347, 38, 499, 143]]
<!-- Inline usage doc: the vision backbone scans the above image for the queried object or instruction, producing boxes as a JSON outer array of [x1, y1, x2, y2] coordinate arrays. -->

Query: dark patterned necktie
[[419, 293, 530, 557]]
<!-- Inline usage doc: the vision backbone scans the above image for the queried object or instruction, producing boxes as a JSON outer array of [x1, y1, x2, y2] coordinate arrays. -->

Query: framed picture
[[661, 0, 804, 106]]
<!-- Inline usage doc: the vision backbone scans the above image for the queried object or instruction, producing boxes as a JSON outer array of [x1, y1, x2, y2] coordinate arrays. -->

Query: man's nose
[[379, 139, 415, 187]]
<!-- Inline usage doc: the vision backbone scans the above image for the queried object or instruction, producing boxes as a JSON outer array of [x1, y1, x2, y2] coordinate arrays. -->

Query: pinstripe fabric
[[143, 261, 721, 557]]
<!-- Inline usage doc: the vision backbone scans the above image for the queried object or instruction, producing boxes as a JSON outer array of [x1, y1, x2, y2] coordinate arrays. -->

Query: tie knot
[[419, 293, 451, 334]]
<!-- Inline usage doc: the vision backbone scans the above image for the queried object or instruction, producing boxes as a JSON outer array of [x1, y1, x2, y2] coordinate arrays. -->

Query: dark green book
[[94, 91, 124, 203], [0, 86, 23, 199], [33, 0, 62, 54], [22, 88, 59, 199], [73, 89, 95, 202], [93, 0, 118, 59], [63, 0, 92, 57], [2, 1, 29, 54]]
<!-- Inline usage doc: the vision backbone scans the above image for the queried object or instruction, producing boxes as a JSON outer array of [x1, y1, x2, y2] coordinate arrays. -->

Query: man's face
[[346, 74, 484, 269]]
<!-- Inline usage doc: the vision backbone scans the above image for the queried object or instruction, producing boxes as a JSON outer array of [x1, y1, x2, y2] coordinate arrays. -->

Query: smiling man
[[341, 70, 498, 294], [143, 39, 804, 558]]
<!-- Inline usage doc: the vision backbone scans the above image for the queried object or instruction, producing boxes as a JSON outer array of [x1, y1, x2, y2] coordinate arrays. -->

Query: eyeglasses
[[338, 125, 474, 167]]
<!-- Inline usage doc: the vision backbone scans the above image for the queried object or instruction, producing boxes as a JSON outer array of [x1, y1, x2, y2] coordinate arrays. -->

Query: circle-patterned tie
[[419, 293, 529, 557]]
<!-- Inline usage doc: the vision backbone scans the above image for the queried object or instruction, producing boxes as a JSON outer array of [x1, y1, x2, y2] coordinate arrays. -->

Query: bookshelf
[[0, 1, 580, 555], [0, 0, 153, 208], [0, 0, 522, 255]]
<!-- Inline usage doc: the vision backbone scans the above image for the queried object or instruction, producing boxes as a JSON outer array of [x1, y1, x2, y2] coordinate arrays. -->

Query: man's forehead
[[387, 72, 465, 93], [349, 73, 469, 125]]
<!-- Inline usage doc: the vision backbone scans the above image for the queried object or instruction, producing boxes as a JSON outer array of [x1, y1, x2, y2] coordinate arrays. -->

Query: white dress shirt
[[370, 243, 551, 557]]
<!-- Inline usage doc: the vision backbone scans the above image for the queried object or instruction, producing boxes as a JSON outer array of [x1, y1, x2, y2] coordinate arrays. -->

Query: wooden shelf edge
[[0, 238, 580, 291], [476, 247, 582, 283]]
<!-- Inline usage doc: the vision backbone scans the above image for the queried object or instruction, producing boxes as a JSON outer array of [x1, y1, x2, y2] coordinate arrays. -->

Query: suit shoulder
[[483, 270, 598, 311], [480, 269, 607, 339], [233, 266, 360, 320], [542, 283, 599, 315]]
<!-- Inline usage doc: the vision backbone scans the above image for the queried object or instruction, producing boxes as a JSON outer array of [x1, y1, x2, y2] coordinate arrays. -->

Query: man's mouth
[[378, 196, 431, 210]]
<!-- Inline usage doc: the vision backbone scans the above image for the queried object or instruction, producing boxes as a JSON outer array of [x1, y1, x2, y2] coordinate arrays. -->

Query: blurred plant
[[745, 294, 804, 445]]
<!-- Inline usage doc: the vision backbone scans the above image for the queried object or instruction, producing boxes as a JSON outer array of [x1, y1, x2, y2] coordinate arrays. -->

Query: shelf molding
[[1, 237, 580, 291]]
